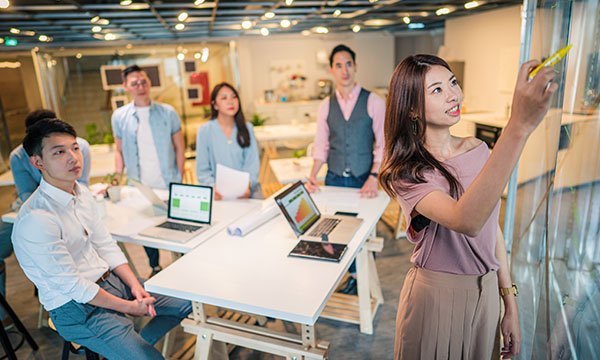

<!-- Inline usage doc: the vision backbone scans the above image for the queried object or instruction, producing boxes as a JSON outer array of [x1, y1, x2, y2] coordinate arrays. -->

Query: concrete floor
[[0, 183, 413, 359]]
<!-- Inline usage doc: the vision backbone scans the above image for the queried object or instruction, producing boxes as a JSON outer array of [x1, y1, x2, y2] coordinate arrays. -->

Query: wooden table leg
[[355, 246, 373, 335]]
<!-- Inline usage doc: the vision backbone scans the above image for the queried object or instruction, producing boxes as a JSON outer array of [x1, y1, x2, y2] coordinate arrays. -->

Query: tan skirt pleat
[[394, 267, 500, 360]]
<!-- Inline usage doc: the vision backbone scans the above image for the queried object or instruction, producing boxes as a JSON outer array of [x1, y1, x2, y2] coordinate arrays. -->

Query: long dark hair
[[379, 54, 462, 199], [210, 82, 251, 148]]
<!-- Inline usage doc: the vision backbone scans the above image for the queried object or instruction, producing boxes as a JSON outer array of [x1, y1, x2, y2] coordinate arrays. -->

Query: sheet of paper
[[216, 164, 250, 200]]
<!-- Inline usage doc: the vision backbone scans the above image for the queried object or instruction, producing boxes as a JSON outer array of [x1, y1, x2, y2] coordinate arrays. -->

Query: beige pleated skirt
[[394, 267, 500, 360]]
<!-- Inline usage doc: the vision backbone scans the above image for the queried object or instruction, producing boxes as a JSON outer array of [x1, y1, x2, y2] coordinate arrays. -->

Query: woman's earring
[[411, 115, 419, 135]]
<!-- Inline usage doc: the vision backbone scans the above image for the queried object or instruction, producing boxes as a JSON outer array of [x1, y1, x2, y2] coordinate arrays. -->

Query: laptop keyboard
[[157, 221, 202, 233], [308, 218, 341, 237]]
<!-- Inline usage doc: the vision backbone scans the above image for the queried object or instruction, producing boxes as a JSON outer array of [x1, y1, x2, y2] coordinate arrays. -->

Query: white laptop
[[274, 181, 363, 244], [130, 178, 168, 212], [138, 183, 214, 243]]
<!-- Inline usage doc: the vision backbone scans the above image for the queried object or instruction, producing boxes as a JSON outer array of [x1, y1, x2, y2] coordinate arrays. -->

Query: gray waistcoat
[[326, 88, 374, 177]]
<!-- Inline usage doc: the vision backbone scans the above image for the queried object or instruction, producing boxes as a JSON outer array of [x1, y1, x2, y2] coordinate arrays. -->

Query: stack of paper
[[216, 164, 250, 199], [227, 203, 280, 237]]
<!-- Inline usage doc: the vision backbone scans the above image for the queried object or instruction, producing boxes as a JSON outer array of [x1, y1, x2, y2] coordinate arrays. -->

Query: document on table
[[216, 164, 250, 199], [227, 203, 280, 237]]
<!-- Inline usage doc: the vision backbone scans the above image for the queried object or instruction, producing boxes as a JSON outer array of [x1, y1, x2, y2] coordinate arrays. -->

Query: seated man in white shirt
[[11, 118, 191, 359]]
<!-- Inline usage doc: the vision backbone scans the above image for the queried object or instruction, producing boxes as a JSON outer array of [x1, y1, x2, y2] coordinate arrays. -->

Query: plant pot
[[107, 186, 121, 203]]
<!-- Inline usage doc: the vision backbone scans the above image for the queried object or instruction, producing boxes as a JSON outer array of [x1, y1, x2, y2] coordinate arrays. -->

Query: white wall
[[443, 5, 522, 115], [236, 32, 395, 113]]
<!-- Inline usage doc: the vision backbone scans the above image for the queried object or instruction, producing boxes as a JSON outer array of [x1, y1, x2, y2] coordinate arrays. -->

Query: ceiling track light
[[436, 7, 451, 16], [194, 0, 205, 5], [403, 16, 410, 24], [464, 1, 480, 9], [285, 0, 293, 5], [352, 24, 361, 33], [0, 0, 9, 9], [120, 0, 132, 5], [260, 28, 269, 36], [178, 12, 189, 22]]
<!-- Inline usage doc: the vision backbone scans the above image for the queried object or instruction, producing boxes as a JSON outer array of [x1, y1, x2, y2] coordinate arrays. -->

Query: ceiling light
[[194, 0, 205, 5], [315, 26, 328, 34], [201, 47, 209, 62], [92, 26, 102, 32], [178, 12, 189, 22], [301, 30, 310, 36], [260, 28, 269, 36], [22, 30, 35, 36], [0, 38, 4, 44], [241, 19, 252, 29], [403, 16, 410, 24], [120, 0, 132, 5], [104, 33, 116, 40], [333, 9, 341, 17], [464, 1, 480, 9], [0, 61, 20, 68], [352, 24, 361, 33], [0, 0, 9, 9], [76, 53, 82, 59], [369, 0, 378, 2], [38, 34, 48, 41], [9, 28, 19, 34], [436, 8, 451, 16], [264, 11, 275, 19], [91, 16, 100, 23], [97, 19, 110, 25], [280, 19, 291, 28], [175, 23, 185, 30], [364, 19, 394, 26], [285, 0, 293, 5], [408, 23, 425, 29], [194, 52, 201, 59], [177, 53, 185, 61], [5, 38, 17, 46]]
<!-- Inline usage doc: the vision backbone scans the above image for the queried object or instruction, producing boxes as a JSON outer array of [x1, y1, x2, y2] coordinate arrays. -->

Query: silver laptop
[[130, 178, 168, 212], [274, 181, 363, 244], [138, 183, 214, 243]]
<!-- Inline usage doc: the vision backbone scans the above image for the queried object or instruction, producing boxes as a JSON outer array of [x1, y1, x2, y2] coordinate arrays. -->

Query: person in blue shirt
[[1, 109, 91, 327], [195, 83, 260, 199], [112, 65, 185, 277]]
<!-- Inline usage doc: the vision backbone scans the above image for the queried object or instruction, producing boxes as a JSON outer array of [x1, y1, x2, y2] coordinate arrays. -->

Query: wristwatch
[[499, 282, 518, 297], [369, 172, 378, 178]]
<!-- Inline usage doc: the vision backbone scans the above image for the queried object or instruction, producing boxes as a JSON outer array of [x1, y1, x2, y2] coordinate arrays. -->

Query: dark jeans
[[144, 247, 159, 268], [324, 170, 369, 275]]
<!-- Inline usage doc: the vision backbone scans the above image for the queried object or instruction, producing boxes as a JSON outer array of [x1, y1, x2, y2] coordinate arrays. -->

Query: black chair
[[0, 292, 38, 360]]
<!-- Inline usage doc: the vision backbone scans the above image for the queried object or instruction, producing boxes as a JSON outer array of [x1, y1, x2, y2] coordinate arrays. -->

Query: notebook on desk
[[138, 183, 214, 243], [274, 181, 362, 244]]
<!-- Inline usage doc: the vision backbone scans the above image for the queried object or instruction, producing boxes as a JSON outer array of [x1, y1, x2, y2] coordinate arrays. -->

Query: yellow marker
[[528, 44, 572, 80]]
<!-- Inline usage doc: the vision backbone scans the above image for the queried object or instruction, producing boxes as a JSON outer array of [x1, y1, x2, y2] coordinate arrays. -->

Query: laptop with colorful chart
[[138, 183, 213, 243], [274, 181, 363, 244]]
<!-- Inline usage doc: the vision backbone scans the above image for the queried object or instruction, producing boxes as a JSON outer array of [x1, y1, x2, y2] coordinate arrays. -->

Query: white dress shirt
[[12, 179, 128, 311]]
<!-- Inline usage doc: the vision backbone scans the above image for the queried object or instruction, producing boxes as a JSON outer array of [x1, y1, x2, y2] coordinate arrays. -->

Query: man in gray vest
[[306, 44, 385, 294]]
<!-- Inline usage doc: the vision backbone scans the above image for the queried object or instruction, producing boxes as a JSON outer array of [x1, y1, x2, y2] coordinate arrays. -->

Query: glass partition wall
[[33, 42, 236, 150], [509, 0, 600, 358]]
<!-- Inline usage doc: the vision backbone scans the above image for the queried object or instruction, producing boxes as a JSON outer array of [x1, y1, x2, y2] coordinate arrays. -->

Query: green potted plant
[[250, 113, 269, 127], [104, 172, 123, 203]]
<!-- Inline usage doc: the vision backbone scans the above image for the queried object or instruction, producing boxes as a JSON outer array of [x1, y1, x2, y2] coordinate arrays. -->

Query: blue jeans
[[49, 273, 191, 360], [0, 223, 14, 320], [325, 170, 369, 275]]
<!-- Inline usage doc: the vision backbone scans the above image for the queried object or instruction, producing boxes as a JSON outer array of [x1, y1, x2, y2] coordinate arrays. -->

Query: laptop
[[274, 181, 363, 244], [138, 183, 214, 243], [130, 178, 168, 212]]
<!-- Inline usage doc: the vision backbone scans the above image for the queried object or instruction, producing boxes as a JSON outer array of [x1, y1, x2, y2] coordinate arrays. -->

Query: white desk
[[145, 186, 389, 359], [253, 122, 317, 143], [268, 156, 327, 184]]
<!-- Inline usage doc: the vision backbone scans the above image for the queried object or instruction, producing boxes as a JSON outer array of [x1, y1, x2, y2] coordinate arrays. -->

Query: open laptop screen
[[168, 183, 213, 224], [275, 181, 321, 236]]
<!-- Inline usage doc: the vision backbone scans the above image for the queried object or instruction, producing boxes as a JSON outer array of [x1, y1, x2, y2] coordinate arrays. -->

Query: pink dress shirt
[[313, 83, 385, 164]]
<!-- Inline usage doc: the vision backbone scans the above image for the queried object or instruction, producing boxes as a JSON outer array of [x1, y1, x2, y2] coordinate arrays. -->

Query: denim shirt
[[9, 137, 91, 202], [195, 120, 260, 186], [111, 101, 182, 186]]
